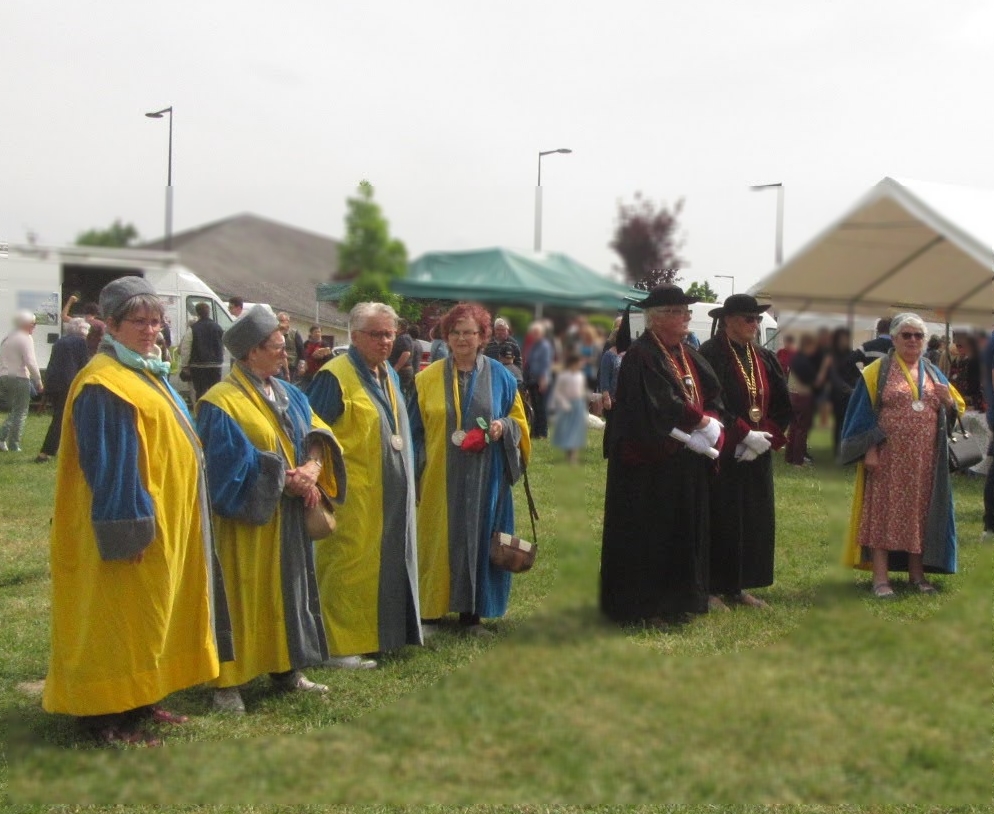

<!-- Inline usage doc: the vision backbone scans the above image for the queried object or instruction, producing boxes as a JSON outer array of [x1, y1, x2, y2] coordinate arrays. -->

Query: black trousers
[[191, 367, 222, 401], [526, 382, 548, 438], [39, 391, 68, 456]]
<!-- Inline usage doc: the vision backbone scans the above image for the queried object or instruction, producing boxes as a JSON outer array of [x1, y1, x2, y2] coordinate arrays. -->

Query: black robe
[[698, 335, 790, 594], [600, 333, 725, 623]]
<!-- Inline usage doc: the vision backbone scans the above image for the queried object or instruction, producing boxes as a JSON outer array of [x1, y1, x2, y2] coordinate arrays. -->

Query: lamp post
[[533, 148, 572, 252], [145, 106, 174, 251], [749, 182, 784, 266], [714, 274, 735, 295]]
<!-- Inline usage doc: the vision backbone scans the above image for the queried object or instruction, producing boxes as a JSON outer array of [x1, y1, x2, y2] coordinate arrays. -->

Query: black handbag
[[947, 415, 984, 473]]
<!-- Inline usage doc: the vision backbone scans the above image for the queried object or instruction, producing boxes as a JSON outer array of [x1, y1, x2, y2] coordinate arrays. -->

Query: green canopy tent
[[390, 247, 646, 317]]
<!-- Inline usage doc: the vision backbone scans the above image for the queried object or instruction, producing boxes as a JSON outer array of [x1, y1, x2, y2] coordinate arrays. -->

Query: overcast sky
[[2, 0, 991, 301]]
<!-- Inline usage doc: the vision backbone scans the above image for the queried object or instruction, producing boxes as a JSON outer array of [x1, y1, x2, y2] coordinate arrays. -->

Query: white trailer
[[0, 243, 233, 394]]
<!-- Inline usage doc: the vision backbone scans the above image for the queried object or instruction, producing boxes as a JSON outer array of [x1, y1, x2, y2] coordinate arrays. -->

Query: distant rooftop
[[143, 213, 348, 328]]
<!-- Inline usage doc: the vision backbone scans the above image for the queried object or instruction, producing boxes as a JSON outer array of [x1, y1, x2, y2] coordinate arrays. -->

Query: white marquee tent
[[749, 177, 993, 323]]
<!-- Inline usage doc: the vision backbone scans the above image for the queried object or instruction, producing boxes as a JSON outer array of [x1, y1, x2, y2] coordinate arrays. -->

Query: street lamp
[[749, 182, 784, 266], [714, 274, 735, 295], [145, 106, 174, 251], [533, 148, 572, 252]]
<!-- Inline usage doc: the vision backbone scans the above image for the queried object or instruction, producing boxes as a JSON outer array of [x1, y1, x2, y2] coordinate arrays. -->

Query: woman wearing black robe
[[600, 285, 725, 625], [699, 295, 791, 609]]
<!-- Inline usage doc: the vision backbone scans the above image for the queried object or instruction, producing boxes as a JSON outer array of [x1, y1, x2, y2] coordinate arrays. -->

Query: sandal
[[148, 705, 190, 725], [910, 579, 937, 594], [871, 582, 895, 598]]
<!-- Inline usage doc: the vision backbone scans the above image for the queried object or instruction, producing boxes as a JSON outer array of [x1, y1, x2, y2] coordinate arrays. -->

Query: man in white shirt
[[0, 311, 44, 452]]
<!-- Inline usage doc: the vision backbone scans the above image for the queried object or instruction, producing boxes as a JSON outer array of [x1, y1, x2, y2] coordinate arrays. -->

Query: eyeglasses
[[899, 332, 925, 340], [659, 308, 692, 317], [356, 330, 397, 341], [449, 330, 480, 338], [263, 342, 287, 353], [122, 318, 163, 331], [740, 315, 763, 325]]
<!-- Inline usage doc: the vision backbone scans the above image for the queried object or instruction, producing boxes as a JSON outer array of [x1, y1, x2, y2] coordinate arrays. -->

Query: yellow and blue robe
[[43, 350, 233, 717], [409, 354, 531, 620], [196, 364, 346, 687], [308, 348, 422, 655], [839, 353, 964, 574]]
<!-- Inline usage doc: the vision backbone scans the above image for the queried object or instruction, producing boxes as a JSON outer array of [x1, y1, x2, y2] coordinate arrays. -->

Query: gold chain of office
[[726, 335, 764, 423], [648, 329, 698, 405]]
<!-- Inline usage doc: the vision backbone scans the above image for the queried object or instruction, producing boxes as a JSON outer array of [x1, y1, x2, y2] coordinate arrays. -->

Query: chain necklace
[[648, 329, 698, 405], [726, 335, 764, 423]]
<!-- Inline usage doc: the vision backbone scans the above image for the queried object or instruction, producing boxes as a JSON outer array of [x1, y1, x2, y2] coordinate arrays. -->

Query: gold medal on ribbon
[[748, 405, 763, 423], [390, 434, 404, 451]]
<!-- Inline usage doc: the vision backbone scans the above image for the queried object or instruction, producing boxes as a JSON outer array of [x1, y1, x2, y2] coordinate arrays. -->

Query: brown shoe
[[708, 595, 731, 612], [728, 591, 769, 609]]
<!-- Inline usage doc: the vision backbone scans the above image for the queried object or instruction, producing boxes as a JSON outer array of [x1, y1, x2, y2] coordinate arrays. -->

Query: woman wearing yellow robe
[[409, 303, 531, 636], [197, 305, 346, 713], [43, 277, 233, 747], [840, 313, 964, 596]]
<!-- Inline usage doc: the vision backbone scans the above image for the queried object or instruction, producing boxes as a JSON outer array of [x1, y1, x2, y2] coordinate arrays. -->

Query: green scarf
[[106, 336, 172, 377]]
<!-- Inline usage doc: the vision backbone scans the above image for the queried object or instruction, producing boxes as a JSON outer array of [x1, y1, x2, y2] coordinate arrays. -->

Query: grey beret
[[224, 304, 280, 360], [99, 276, 157, 319]]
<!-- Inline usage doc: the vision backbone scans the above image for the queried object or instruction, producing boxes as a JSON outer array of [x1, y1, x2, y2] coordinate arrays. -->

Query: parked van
[[0, 243, 233, 396], [627, 302, 779, 349]]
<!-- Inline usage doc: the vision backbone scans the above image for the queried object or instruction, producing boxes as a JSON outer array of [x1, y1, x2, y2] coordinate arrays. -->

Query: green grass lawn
[[0, 413, 989, 806]]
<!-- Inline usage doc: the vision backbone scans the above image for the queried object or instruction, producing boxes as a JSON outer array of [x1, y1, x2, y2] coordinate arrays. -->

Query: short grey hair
[[890, 312, 927, 336], [350, 302, 399, 332], [109, 294, 164, 326], [66, 317, 90, 337], [13, 310, 36, 329], [494, 317, 510, 330]]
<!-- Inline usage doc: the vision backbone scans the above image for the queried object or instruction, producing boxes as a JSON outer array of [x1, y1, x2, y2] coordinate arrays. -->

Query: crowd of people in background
[[1, 283, 990, 748]]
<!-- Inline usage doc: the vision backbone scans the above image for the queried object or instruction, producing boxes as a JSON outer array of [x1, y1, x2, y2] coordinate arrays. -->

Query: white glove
[[735, 443, 759, 462], [685, 430, 716, 456], [742, 430, 773, 456], [696, 417, 723, 448]]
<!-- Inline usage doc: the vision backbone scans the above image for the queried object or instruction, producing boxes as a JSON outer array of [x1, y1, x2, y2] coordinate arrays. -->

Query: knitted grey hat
[[224, 304, 280, 360], [98, 276, 157, 320]]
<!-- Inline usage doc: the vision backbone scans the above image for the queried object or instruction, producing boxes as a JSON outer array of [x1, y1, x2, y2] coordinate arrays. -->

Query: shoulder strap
[[492, 460, 540, 543], [521, 465, 539, 542]]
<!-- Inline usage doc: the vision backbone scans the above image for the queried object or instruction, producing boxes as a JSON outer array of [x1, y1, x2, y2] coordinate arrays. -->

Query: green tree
[[685, 280, 718, 302], [76, 219, 140, 247], [337, 180, 407, 280], [336, 181, 419, 321]]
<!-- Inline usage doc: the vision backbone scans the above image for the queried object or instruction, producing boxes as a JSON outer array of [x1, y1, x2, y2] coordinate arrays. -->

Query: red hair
[[439, 302, 493, 345]]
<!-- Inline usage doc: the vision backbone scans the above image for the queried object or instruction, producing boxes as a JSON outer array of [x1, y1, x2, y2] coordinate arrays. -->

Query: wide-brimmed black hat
[[708, 293, 771, 320], [616, 284, 698, 352], [638, 284, 699, 310]]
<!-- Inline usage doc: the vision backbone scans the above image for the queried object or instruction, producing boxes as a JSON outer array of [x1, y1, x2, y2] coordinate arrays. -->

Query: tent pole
[[535, 302, 543, 320]]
